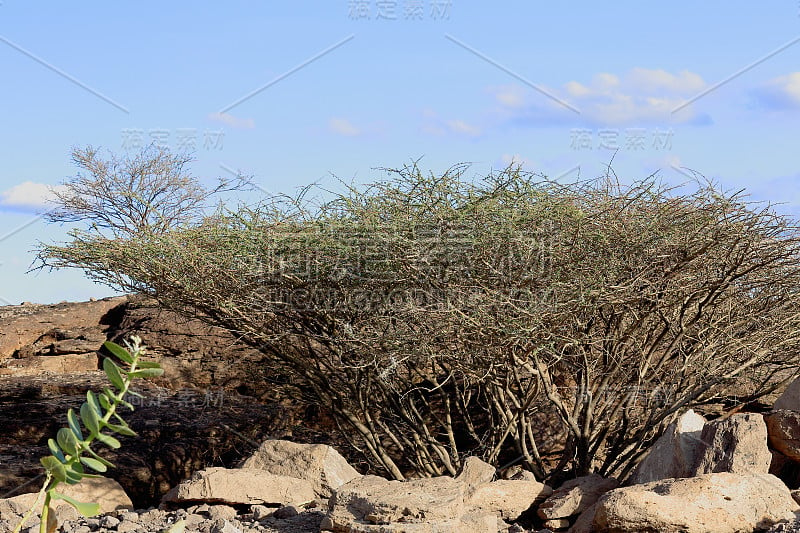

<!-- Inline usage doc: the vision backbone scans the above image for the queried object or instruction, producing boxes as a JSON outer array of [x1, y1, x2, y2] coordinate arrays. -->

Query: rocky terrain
[[0, 297, 350, 510], [4, 297, 800, 532]]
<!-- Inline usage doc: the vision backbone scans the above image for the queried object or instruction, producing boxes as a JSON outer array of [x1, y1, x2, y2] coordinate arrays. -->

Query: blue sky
[[1, 2, 800, 304]]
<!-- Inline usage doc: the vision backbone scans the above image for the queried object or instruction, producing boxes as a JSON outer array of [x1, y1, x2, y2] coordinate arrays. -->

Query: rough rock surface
[[593, 473, 797, 533], [456, 456, 496, 498], [465, 479, 552, 520], [324, 475, 468, 532], [162, 467, 317, 506], [537, 474, 618, 520], [0, 297, 355, 510], [775, 377, 800, 411], [568, 501, 599, 533], [766, 410, 800, 463], [241, 440, 360, 498], [0, 298, 125, 363], [0, 375, 294, 510], [691, 413, 772, 475], [628, 409, 706, 484]]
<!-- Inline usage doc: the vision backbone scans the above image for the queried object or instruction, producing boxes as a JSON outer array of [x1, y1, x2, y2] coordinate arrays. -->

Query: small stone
[[208, 505, 237, 521], [195, 504, 211, 515], [72, 526, 91, 533], [185, 513, 206, 529], [212, 519, 243, 533], [250, 504, 271, 520], [319, 516, 335, 531], [99, 515, 121, 528], [115, 521, 141, 533], [119, 511, 139, 522], [272, 505, 299, 519], [543, 518, 571, 529], [511, 470, 537, 481], [507, 524, 526, 533]]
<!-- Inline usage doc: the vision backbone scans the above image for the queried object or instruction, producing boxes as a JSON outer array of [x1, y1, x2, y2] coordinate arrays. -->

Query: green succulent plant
[[14, 335, 163, 533]]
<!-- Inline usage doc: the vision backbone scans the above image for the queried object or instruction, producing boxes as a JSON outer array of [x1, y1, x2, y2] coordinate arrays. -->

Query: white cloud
[[564, 81, 591, 98], [626, 68, 705, 94], [592, 72, 620, 91], [446, 119, 481, 137], [490, 68, 709, 126], [492, 85, 527, 108], [420, 110, 482, 138], [753, 72, 800, 110], [0, 181, 64, 211], [208, 112, 255, 129], [329, 117, 362, 137]]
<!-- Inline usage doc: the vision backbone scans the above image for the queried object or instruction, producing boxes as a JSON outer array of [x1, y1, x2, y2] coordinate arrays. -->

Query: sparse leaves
[[15, 337, 163, 533]]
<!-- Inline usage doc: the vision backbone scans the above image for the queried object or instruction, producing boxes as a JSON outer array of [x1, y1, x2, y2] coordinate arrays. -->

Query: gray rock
[[99, 514, 121, 528], [242, 440, 360, 499], [465, 479, 552, 520], [250, 504, 271, 520], [456, 456, 496, 498], [272, 505, 300, 519], [162, 467, 316, 507], [537, 474, 618, 520], [691, 413, 771, 475], [775, 377, 800, 411], [628, 409, 706, 484], [208, 505, 237, 521]]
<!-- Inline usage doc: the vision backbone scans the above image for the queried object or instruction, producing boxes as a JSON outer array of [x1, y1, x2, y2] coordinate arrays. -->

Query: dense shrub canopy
[[39, 149, 800, 480]]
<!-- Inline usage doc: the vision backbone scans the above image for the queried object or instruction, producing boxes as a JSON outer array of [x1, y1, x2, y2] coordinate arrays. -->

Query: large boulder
[[766, 410, 800, 463], [465, 479, 552, 520], [538, 474, 618, 520], [691, 413, 771, 475], [324, 475, 471, 532], [161, 467, 316, 507], [241, 439, 360, 498], [592, 473, 797, 533], [775, 378, 800, 411], [628, 409, 706, 484]]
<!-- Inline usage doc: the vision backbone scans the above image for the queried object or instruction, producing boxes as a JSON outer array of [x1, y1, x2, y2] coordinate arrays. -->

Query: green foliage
[[14, 336, 163, 533], [36, 149, 800, 482]]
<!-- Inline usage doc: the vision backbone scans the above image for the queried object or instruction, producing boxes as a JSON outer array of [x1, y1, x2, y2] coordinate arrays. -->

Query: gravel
[[5, 502, 327, 533]]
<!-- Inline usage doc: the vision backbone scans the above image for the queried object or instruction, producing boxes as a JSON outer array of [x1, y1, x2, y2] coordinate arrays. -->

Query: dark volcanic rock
[[0, 296, 352, 510], [0, 373, 293, 508]]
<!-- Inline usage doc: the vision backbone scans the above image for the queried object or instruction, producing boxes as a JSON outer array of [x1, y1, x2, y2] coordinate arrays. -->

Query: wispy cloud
[[208, 112, 255, 129], [490, 68, 712, 127], [421, 110, 482, 138], [0, 181, 64, 212], [752, 72, 800, 110], [328, 117, 362, 137], [446, 119, 481, 137]]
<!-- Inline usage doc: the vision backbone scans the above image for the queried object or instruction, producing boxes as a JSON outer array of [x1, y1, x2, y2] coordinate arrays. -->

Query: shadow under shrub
[[39, 154, 800, 481]]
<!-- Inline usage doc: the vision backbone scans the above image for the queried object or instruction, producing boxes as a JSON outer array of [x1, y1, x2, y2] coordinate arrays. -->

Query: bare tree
[[46, 145, 246, 237]]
